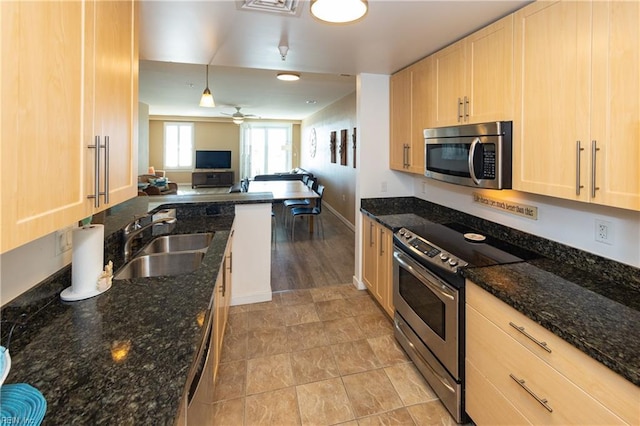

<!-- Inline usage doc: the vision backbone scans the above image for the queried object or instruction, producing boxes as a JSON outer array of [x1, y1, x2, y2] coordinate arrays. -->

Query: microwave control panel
[[481, 145, 496, 179]]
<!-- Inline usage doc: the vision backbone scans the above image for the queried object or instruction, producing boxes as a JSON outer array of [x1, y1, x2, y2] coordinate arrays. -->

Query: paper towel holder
[[60, 277, 112, 302]]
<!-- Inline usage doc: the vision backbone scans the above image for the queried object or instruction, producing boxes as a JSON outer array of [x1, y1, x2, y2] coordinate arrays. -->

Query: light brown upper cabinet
[[390, 57, 433, 174], [431, 14, 514, 127], [513, 0, 639, 211], [1, 1, 138, 253]]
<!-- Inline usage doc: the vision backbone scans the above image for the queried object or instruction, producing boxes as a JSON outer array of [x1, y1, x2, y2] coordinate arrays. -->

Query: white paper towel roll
[[69, 225, 104, 298]]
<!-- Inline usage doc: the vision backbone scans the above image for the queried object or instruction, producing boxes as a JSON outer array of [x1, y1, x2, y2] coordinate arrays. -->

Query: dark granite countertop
[[361, 197, 640, 386], [1, 192, 274, 424]]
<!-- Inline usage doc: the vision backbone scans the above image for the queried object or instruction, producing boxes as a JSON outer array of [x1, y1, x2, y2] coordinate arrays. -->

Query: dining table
[[247, 180, 320, 232]]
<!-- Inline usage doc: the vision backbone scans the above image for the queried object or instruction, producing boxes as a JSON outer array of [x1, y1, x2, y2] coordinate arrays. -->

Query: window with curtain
[[240, 123, 292, 178], [164, 122, 194, 170]]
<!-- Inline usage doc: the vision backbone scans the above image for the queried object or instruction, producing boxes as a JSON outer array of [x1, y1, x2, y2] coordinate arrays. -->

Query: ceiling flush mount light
[[310, 0, 368, 23], [199, 64, 215, 107], [277, 72, 300, 81]]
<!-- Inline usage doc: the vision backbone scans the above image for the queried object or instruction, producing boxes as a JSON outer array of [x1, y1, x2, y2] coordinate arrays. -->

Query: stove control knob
[[448, 259, 458, 267], [440, 253, 449, 262], [404, 233, 412, 240]]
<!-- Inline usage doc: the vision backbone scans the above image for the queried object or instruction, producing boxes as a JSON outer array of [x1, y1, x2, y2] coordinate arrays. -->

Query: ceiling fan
[[221, 106, 257, 124]]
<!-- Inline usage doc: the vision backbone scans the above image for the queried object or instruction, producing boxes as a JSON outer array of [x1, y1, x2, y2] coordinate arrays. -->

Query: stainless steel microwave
[[424, 121, 512, 189]]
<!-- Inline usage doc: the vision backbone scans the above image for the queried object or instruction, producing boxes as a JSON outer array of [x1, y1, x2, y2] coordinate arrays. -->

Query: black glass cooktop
[[399, 221, 539, 268]]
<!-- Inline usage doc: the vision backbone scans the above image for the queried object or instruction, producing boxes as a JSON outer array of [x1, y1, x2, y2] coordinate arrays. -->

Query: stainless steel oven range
[[392, 221, 533, 423]]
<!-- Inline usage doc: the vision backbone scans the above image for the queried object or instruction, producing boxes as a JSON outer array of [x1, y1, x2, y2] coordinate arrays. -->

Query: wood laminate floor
[[270, 203, 355, 292]]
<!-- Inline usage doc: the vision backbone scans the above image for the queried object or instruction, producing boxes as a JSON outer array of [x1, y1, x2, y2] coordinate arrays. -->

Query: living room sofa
[[138, 174, 178, 196]]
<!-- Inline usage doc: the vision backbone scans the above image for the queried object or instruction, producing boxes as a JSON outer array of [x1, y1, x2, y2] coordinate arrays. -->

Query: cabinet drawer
[[466, 281, 639, 424], [466, 360, 531, 425], [467, 304, 625, 425]]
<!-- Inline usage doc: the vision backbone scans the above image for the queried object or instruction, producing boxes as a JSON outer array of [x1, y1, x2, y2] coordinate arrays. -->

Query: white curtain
[[239, 123, 293, 179]]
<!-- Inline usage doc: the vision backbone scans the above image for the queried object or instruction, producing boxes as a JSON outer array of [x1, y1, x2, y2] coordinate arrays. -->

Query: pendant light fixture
[[310, 0, 368, 23], [199, 64, 215, 107]]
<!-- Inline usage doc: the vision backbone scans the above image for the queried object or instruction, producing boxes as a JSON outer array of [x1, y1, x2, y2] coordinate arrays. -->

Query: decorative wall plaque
[[340, 129, 348, 166], [352, 127, 357, 168], [330, 131, 337, 163]]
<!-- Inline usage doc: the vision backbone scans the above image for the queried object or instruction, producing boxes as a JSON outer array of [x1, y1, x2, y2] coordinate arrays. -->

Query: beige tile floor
[[208, 284, 457, 425]]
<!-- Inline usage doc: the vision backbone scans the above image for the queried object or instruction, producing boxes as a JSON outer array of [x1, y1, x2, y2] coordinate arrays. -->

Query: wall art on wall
[[352, 127, 357, 168], [340, 129, 348, 166], [330, 131, 337, 163]]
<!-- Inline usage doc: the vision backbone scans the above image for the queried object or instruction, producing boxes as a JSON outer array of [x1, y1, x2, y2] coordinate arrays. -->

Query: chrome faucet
[[123, 216, 177, 262]]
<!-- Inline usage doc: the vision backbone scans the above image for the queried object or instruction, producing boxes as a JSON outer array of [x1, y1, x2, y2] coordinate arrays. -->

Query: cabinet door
[[377, 225, 394, 317], [389, 68, 412, 171], [89, 0, 137, 212], [513, 1, 591, 201], [409, 57, 432, 174], [361, 215, 377, 292], [590, 1, 640, 211], [432, 40, 466, 127], [466, 14, 514, 123], [1, 1, 90, 253]]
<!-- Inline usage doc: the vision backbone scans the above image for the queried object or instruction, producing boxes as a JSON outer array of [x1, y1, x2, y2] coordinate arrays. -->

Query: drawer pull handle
[[510, 373, 553, 413], [509, 322, 552, 353]]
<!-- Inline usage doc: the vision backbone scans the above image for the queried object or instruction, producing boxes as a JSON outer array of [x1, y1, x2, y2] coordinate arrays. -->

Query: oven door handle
[[394, 250, 455, 301], [468, 137, 481, 186]]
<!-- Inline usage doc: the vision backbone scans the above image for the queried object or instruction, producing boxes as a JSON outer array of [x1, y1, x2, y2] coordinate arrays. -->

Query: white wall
[[353, 73, 414, 289], [0, 225, 74, 305], [413, 177, 640, 267], [138, 102, 150, 175]]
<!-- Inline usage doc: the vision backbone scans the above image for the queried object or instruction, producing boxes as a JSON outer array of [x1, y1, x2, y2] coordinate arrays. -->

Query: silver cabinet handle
[[457, 97, 463, 122], [103, 136, 110, 204], [576, 141, 584, 195], [405, 144, 410, 168], [369, 222, 374, 247], [509, 322, 551, 353], [88, 136, 101, 208], [591, 140, 600, 198], [379, 228, 384, 256], [509, 373, 553, 413], [464, 96, 469, 122]]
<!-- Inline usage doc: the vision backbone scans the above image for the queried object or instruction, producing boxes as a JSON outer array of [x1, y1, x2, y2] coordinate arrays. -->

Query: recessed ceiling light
[[277, 72, 300, 81], [306, 100, 317, 104]]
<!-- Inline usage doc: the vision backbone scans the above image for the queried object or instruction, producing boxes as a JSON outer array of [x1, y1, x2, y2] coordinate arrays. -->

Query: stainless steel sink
[[141, 232, 213, 254], [114, 252, 206, 280]]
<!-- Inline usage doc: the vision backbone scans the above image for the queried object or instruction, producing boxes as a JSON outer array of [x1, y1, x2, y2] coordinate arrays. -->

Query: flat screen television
[[195, 150, 231, 169]]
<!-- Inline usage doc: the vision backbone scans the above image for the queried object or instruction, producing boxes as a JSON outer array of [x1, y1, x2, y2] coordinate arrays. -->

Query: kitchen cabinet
[[466, 281, 638, 425], [1, 0, 138, 254], [186, 231, 232, 425], [389, 57, 433, 174], [431, 14, 513, 127], [513, 0, 640, 211], [361, 214, 393, 317]]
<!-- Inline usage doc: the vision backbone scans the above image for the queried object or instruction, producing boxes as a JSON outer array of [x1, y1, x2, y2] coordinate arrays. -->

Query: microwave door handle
[[468, 137, 481, 185]]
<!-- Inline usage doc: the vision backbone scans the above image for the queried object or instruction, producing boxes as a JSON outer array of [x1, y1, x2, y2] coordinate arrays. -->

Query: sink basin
[[114, 252, 206, 280], [141, 233, 213, 254]]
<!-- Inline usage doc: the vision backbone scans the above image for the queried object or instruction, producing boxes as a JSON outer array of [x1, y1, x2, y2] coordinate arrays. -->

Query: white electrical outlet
[[595, 219, 613, 245], [381, 181, 388, 193], [55, 225, 74, 255]]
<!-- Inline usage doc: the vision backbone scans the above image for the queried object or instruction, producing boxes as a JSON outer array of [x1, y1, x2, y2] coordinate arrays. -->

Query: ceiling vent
[[239, 0, 300, 16]]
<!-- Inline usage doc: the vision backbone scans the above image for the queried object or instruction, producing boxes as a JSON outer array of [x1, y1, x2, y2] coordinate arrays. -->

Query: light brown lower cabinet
[[361, 214, 393, 317], [177, 232, 233, 425], [465, 280, 638, 425]]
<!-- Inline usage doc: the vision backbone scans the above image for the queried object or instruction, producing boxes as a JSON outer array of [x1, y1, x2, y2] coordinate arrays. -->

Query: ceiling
[[139, 0, 530, 121]]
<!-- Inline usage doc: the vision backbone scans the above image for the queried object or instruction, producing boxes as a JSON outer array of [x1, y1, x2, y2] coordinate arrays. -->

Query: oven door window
[[398, 266, 445, 340]]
